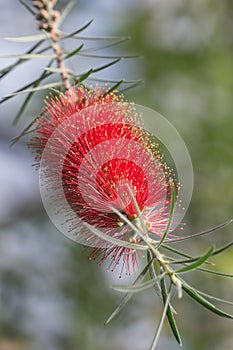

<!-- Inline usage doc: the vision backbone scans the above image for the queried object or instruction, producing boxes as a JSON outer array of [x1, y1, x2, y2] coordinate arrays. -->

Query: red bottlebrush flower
[[30, 85, 175, 277], [29, 85, 123, 162]]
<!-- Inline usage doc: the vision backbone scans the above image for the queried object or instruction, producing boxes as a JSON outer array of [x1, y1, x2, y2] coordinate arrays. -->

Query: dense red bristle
[[29, 85, 177, 277]]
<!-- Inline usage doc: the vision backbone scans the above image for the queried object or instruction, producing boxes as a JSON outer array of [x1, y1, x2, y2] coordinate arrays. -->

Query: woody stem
[[33, 0, 71, 90]]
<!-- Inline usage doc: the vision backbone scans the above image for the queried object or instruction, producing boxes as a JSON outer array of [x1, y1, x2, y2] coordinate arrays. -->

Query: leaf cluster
[[86, 187, 233, 349], [0, 0, 142, 142]]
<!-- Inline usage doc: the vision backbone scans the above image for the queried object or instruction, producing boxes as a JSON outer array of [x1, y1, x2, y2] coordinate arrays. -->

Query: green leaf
[[168, 219, 233, 243], [4, 34, 46, 42], [169, 256, 214, 266], [57, 0, 76, 27], [73, 35, 130, 41], [162, 244, 196, 259], [78, 53, 139, 59], [0, 72, 52, 104], [13, 59, 54, 125], [150, 288, 172, 350], [62, 20, 94, 39], [157, 182, 176, 248], [10, 117, 39, 146], [119, 80, 144, 92], [82, 37, 130, 53], [87, 77, 141, 84], [197, 267, 233, 278], [0, 40, 44, 79], [171, 241, 232, 267], [111, 272, 165, 294], [13, 91, 34, 126], [182, 283, 233, 319], [187, 286, 233, 306], [105, 258, 153, 325], [5, 81, 63, 97], [18, 0, 35, 15], [176, 246, 214, 273], [65, 44, 84, 59], [211, 240, 233, 257], [84, 223, 148, 251], [43, 67, 75, 75], [73, 69, 93, 84], [0, 54, 55, 59], [160, 277, 182, 346], [148, 251, 162, 298], [87, 78, 143, 93], [105, 80, 124, 94], [92, 58, 121, 73], [79, 69, 94, 82]]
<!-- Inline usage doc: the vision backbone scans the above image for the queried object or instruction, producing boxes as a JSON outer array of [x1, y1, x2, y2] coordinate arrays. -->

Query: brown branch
[[33, 0, 71, 90]]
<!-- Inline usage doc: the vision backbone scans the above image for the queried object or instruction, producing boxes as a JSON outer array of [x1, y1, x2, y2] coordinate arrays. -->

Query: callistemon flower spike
[[30, 85, 177, 276], [29, 85, 124, 161]]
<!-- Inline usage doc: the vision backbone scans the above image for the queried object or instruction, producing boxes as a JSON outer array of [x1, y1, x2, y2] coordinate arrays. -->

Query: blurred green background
[[0, 1, 232, 349]]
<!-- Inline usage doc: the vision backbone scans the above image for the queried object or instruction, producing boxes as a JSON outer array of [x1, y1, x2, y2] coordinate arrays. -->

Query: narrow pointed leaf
[[4, 34, 46, 42], [13, 91, 35, 125], [104, 80, 124, 94], [105, 258, 153, 325], [147, 251, 162, 298], [78, 53, 139, 59], [19, 0, 35, 15], [160, 278, 182, 346], [119, 80, 144, 92], [170, 241, 232, 266], [0, 54, 55, 59], [87, 77, 141, 84], [57, 0, 76, 27], [88, 78, 143, 93], [65, 44, 84, 59], [61, 20, 94, 39], [162, 244, 196, 259], [34, 45, 52, 55], [79, 69, 93, 82], [157, 182, 176, 248], [150, 289, 172, 350], [92, 59, 121, 73], [187, 287, 233, 306], [43, 67, 75, 75], [182, 283, 233, 319], [1, 72, 52, 104], [13, 59, 54, 125], [168, 219, 233, 243], [10, 117, 39, 146], [82, 37, 130, 53], [73, 69, 93, 84], [5, 82, 63, 96], [169, 257, 213, 266], [84, 223, 148, 251], [74, 35, 130, 41], [176, 246, 214, 273], [0, 40, 43, 79], [111, 273, 165, 294], [211, 240, 233, 257], [197, 267, 233, 278]]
